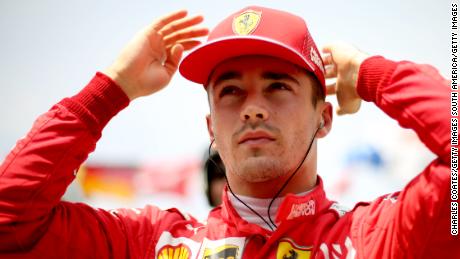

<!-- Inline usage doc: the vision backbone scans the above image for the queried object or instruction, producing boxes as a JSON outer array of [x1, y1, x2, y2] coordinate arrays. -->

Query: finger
[[324, 65, 337, 79], [336, 105, 353, 116], [337, 102, 361, 115], [337, 107, 355, 116], [336, 107, 346, 116], [164, 44, 184, 76], [321, 53, 333, 66], [151, 10, 188, 31], [159, 15, 204, 36], [326, 81, 337, 95], [322, 44, 332, 53], [322, 42, 344, 54], [163, 27, 209, 46], [167, 40, 201, 51]]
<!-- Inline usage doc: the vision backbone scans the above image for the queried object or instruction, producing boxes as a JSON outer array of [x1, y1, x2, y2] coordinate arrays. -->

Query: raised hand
[[322, 43, 369, 115], [104, 10, 209, 100]]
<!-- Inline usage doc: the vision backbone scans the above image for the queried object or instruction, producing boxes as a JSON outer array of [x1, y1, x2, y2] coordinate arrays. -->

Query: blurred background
[[0, 0, 448, 220]]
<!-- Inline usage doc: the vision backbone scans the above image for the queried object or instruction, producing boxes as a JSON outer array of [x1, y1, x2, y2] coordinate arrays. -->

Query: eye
[[219, 85, 241, 98], [268, 82, 291, 91]]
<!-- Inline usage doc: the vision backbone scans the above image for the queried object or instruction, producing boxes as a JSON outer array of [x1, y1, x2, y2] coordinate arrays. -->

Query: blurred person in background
[[203, 150, 226, 207], [0, 6, 456, 258]]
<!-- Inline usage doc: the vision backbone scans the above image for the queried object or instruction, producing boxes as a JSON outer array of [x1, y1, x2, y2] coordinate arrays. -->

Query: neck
[[232, 172, 317, 198], [227, 155, 318, 198], [227, 185, 316, 231], [226, 141, 319, 198]]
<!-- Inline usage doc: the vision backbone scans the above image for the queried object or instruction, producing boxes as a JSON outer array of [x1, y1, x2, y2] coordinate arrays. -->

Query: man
[[0, 6, 455, 258]]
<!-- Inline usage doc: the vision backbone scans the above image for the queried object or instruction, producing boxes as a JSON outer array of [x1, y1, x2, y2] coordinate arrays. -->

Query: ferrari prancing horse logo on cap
[[233, 10, 261, 35]]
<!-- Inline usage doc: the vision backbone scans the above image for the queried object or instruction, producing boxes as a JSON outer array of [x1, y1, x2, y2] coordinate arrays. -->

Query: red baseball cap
[[179, 6, 326, 93]]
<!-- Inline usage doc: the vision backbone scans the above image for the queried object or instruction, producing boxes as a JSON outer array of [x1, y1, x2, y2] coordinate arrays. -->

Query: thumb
[[336, 106, 352, 116], [336, 107, 345, 116], [164, 44, 184, 75]]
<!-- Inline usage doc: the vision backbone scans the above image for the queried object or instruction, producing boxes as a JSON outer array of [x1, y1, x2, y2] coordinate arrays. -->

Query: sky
[[0, 0, 449, 168]]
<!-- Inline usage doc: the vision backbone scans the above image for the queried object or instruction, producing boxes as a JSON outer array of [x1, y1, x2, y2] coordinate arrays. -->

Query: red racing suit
[[0, 56, 457, 258]]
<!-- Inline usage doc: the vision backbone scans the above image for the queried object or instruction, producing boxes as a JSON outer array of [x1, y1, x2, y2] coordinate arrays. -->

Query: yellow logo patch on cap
[[232, 10, 261, 35], [276, 238, 312, 259]]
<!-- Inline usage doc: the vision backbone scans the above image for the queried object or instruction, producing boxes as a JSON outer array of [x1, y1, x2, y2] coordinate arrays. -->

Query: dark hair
[[309, 73, 325, 107]]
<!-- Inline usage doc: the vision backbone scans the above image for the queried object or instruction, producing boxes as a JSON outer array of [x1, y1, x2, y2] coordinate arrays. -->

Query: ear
[[316, 102, 333, 138], [206, 114, 217, 148]]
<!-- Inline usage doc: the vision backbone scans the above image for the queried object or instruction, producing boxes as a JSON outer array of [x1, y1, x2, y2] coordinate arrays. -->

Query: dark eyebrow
[[211, 71, 242, 87], [262, 72, 300, 85]]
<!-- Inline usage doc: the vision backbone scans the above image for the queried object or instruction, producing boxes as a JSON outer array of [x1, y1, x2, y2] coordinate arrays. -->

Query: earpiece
[[319, 120, 325, 129]]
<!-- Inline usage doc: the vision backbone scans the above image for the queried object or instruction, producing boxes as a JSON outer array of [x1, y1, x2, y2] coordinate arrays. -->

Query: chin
[[234, 156, 287, 183]]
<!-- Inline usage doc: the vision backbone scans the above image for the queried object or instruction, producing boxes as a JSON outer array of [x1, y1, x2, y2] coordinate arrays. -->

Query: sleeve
[[0, 73, 167, 258], [350, 57, 458, 258]]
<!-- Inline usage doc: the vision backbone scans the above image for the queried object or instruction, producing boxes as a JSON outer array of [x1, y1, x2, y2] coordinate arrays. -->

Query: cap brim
[[179, 36, 317, 86]]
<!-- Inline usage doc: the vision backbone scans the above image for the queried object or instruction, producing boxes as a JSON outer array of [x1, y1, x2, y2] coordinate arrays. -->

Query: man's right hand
[[104, 10, 208, 101]]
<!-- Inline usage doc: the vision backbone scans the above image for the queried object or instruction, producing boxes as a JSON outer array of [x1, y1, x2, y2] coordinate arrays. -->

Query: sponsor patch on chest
[[287, 200, 315, 220], [197, 237, 246, 259], [277, 238, 312, 259], [157, 244, 191, 259], [155, 232, 201, 259]]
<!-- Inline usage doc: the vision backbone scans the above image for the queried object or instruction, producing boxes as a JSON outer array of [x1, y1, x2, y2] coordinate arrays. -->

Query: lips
[[238, 130, 276, 145]]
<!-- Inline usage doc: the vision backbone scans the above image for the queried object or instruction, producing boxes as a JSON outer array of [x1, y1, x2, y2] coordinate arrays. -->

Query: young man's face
[[206, 55, 331, 186]]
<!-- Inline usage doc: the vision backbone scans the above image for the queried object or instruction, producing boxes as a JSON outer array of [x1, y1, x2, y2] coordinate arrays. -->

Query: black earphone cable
[[208, 141, 275, 231], [266, 126, 321, 228], [207, 125, 321, 231]]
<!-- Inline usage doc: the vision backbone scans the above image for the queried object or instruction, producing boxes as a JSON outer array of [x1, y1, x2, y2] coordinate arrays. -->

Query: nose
[[240, 104, 269, 123]]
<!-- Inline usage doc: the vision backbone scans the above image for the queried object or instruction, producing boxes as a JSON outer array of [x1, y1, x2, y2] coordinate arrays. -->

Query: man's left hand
[[321, 43, 369, 115]]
